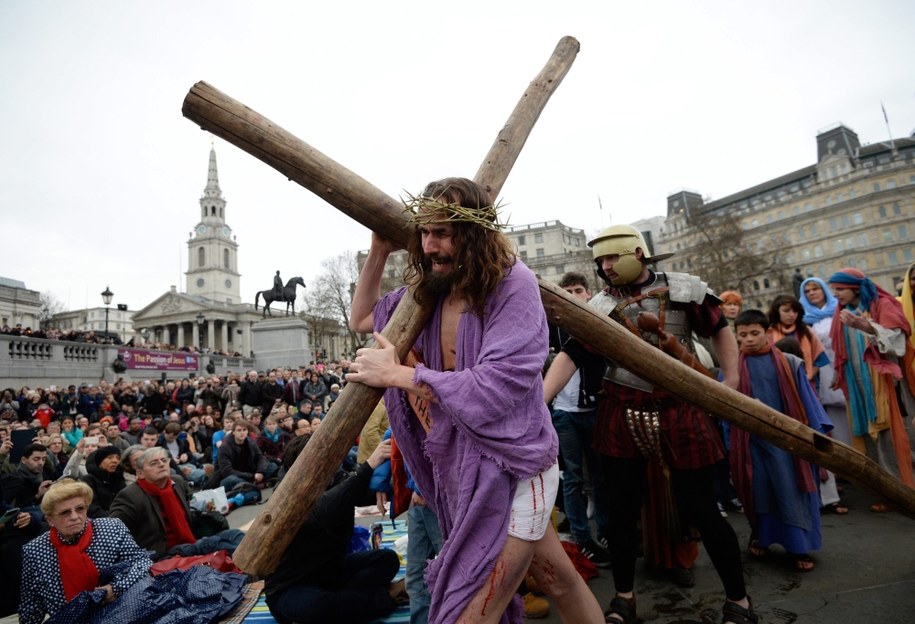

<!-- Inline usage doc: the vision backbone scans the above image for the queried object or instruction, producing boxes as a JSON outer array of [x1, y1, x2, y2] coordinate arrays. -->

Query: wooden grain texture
[[539, 280, 915, 517], [187, 36, 582, 574]]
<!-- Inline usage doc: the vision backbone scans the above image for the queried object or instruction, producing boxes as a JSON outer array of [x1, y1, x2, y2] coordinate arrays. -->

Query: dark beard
[[423, 270, 456, 295]]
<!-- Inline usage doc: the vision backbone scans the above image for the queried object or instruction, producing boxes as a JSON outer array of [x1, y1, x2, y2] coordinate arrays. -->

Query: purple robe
[[374, 261, 558, 624]]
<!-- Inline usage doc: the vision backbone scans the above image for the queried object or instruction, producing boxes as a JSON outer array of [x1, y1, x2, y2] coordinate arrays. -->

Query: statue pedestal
[[252, 318, 312, 370]]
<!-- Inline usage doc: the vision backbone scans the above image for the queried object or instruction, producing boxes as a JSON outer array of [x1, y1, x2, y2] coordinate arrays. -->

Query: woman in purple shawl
[[348, 178, 603, 624]]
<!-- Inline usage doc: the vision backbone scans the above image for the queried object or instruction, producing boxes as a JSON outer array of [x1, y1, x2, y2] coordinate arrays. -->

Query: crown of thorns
[[401, 191, 507, 231]]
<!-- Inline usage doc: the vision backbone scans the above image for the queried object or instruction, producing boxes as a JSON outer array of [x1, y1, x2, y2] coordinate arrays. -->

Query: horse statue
[[255, 276, 306, 317]]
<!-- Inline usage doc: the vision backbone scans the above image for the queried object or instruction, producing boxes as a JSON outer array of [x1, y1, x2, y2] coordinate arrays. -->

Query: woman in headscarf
[[798, 278, 853, 513], [828, 268, 914, 511]]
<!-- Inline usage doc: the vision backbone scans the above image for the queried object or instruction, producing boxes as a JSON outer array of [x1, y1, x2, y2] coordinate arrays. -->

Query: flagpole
[[881, 101, 897, 154]]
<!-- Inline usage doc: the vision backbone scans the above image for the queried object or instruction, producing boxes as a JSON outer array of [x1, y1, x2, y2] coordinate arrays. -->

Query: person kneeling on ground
[[264, 435, 405, 624], [109, 447, 243, 559]]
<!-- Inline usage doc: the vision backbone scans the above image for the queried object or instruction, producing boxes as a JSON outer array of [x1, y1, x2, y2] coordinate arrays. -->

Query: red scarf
[[51, 520, 99, 602], [138, 478, 197, 549], [731, 343, 816, 524]]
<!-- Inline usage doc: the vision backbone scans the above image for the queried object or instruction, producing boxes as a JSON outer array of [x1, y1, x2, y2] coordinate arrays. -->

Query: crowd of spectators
[[0, 359, 393, 619]]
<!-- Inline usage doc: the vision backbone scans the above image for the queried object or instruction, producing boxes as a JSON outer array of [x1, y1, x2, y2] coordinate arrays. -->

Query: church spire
[[199, 140, 227, 223], [204, 141, 222, 200]]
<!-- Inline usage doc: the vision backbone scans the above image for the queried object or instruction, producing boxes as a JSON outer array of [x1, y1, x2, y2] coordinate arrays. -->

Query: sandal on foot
[[822, 502, 849, 514], [747, 539, 768, 559], [604, 595, 640, 624], [794, 554, 815, 572], [869, 502, 894, 513], [722, 599, 758, 624]]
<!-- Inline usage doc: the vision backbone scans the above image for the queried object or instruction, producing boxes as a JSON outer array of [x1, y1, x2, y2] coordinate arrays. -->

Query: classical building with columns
[[131, 145, 261, 356]]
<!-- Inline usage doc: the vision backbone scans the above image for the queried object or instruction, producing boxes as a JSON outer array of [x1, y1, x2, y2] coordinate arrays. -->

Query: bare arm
[[349, 233, 400, 334], [542, 351, 577, 404], [711, 325, 739, 389]]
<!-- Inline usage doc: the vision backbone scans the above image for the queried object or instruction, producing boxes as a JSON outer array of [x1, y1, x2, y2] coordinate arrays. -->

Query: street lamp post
[[101, 286, 113, 343]]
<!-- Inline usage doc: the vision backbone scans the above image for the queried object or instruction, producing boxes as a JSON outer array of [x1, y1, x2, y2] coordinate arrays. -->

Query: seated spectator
[[0, 490, 45, 616], [82, 446, 127, 517], [61, 435, 101, 480], [211, 413, 236, 462], [109, 447, 244, 560], [265, 436, 402, 623], [105, 421, 131, 453], [311, 403, 325, 420], [257, 415, 289, 465], [247, 408, 264, 432], [210, 421, 278, 492], [1, 443, 53, 512], [122, 417, 145, 445], [19, 480, 152, 624], [121, 444, 146, 485], [325, 383, 341, 410], [42, 434, 69, 479], [61, 416, 83, 450], [0, 423, 14, 476], [309, 416, 323, 433], [279, 413, 296, 436], [158, 422, 206, 487], [139, 426, 159, 449], [295, 418, 312, 437]]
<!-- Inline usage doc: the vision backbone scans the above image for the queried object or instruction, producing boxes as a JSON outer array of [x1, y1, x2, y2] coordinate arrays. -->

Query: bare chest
[[440, 297, 463, 372]]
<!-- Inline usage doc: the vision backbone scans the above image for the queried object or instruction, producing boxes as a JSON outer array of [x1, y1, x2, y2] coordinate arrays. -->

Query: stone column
[[163, 326, 171, 347], [176, 323, 186, 349], [208, 321, 215, 352], [220, 321, 229, 352], [192, 324, 200, 350]]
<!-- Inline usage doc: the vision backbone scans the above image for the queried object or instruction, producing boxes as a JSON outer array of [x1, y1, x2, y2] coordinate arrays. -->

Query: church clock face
[[196, 224, 207, 235], [222, 226, 230, 236], [197, 278, 205, 287], [225, 279, 232, 288]]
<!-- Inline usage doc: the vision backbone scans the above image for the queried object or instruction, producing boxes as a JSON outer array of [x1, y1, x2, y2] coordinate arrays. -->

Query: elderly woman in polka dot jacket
[[18, 479, 151, 624]]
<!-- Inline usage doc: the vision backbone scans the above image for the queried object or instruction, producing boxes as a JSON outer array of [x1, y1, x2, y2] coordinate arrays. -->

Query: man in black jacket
[[238, 370, 261, 416], [211, 421, 277, 491], [265, 435, 403, 624]]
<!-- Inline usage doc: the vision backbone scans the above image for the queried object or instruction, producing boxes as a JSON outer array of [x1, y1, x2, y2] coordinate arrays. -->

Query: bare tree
[[679, 212, 788, 294], [39, 291, 67, 329], [304, 251, 363, 351]]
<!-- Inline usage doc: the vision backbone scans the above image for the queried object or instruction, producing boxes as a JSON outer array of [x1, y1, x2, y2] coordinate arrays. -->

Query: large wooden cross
[[183, 37, 914, 574]]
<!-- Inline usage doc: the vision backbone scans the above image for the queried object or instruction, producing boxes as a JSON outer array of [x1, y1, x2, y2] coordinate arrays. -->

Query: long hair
[[768, 294, 810, 341], [404, 177, 516, 317]]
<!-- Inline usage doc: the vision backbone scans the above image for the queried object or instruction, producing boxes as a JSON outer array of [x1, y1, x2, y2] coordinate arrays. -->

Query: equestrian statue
[[255, 272, 306, 317]]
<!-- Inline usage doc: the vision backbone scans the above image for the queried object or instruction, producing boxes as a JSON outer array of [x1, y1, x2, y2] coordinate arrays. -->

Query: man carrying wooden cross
[[347, 177, 603, 624]]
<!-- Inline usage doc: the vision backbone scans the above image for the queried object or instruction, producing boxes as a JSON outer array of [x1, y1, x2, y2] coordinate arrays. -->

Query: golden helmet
[[588, 225, 672, 285]]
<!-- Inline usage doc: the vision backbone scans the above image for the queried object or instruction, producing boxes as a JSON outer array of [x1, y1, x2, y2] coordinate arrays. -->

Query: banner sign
[[118, 348, 199, 371]]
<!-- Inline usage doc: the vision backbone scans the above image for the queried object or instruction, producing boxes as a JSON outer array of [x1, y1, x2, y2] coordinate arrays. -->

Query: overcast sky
[[2, 1, 913, 313]]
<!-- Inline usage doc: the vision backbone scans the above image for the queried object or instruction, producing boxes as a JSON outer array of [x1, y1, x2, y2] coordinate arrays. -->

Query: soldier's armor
[[589, 272, 710, 392]]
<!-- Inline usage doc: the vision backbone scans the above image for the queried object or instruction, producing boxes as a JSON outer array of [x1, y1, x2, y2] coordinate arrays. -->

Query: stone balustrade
[[1, 334, 255, 387]]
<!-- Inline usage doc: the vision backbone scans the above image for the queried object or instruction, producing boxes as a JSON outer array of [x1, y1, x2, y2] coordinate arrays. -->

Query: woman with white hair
[[19, 479, 151, 624]]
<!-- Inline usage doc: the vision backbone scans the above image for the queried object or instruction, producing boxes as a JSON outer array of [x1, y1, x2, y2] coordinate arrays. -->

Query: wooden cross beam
[[183, 37, 582, 574], [183, 40, 914, 576]]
